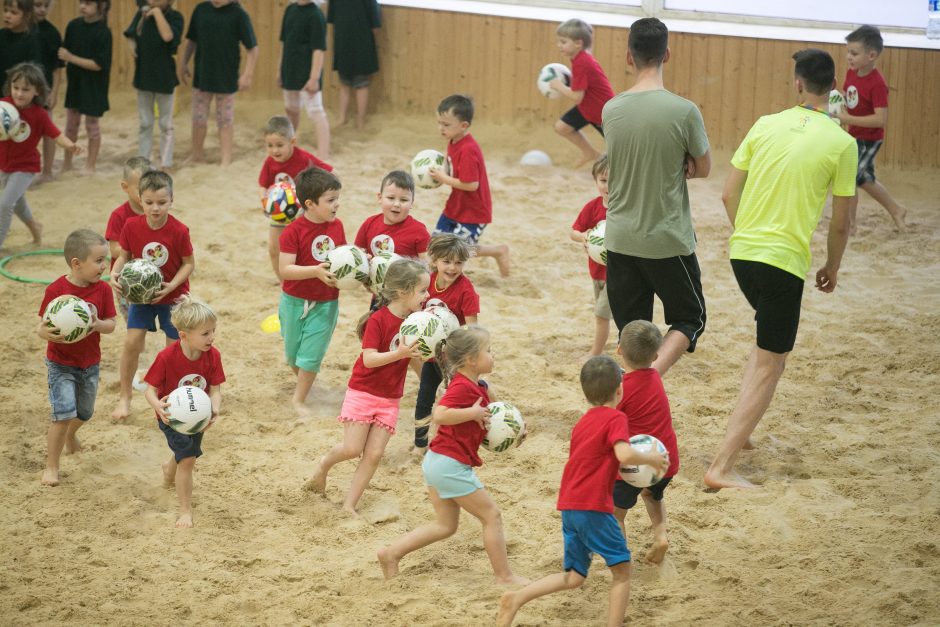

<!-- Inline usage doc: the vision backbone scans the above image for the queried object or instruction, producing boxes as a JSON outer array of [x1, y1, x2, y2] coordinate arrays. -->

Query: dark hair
[[437, 94, 474, 124], [618, 320, 662, 368], [846, 25, 883, 55], [380, 170, 415, 196], [139, 170, 173, 196], [3, 62, 48, 106], [792, 48, 835, 96], [580, 355, 622, 406], [63, 228, 106, 265], [88, 0, 109, 18], [628, 18, 668, 70], [295, 166, 341, 206], [3, 0, 37, 29]]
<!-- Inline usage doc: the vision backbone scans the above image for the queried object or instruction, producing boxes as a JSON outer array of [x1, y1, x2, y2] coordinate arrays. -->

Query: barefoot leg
[[496, 571, 585, 627], [292, 368, 317, 420], [162, 456, 177, 488], [455, 488, 528, 585], [590, 315, 611, 357], [860, 180, 907, 232], [64, 419, 85, 454], [641, 493, 669, 564], [43, 420, 70, 486], [303, 422, 370, 493], [476, 244, 511, 277], [342, 426, 392, 514], [113, 330, 146, 420], [378, 487, 460, 579], [175, 456, 195, 528]]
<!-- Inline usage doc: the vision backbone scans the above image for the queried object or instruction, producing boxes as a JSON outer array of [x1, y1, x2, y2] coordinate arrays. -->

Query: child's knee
[[563, 570, 587, 589], [609, 561, 632, 582], [361, 446, 385, 467], [554, 119, 573, 135], [177, 456, 196, 470]]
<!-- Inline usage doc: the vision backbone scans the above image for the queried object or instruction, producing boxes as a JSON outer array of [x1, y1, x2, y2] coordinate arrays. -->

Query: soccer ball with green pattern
[[118, 259, 164, 304], [368, 251, 402, 295], [399, 310, 448, 361], [536, 63, 571, 99], [619, 434, 668, 488], [410, 149, 450, 189], [424, 300, 460, 336], [43, 295, 93, 344], [483, 402, 526, 452], [586, 220, 607, 266], [326, 245, 369, 290], [166, 386, 213, 435]]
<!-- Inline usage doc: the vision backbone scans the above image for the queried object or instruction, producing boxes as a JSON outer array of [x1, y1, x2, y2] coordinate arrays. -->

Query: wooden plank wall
[[45, 2, 940, 168]]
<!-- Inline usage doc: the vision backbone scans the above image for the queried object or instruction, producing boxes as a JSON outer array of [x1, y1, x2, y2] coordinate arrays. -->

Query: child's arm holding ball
[[144, 385, 171, 424], [151, 254, 195, 302], [432, 397, 489, 429], [204, 384, 222, 429], [428, 167, 478, 192], [109, 248, 132, 294], [278, 251, 337, 287], [36, 316, 66, 343], [361, 341, 423, 369], [614, 440, 669, 476]]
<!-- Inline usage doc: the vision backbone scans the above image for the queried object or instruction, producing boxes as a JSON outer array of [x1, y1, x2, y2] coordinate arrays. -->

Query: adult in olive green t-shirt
[[705, 50, 855, 490], [602, 18, 711, 376]]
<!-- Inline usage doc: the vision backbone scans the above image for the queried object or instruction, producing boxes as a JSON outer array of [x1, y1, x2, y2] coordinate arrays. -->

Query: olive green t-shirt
[[280, 3, 327, 91], [602, 89, 709, 259]]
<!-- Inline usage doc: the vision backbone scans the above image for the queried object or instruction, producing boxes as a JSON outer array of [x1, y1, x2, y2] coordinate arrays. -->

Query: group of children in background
[[4, 5, 911, 624]]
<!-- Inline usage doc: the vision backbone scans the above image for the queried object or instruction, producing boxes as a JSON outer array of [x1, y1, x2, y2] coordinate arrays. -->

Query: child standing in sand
[[37, 229, 116, 486], [104, 156, 154, 318], [305, 259, 428, 514], [497, 355, 668, 627], [144, 295, 224, 528], [379, 325, 528, 586], [33, 0, 65, 181], [354, 170, 430, 260]]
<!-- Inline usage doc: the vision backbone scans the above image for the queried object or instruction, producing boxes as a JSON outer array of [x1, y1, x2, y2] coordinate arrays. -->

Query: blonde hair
[[170, 295, 217, 332], [557, 18, 593, 49], [356, 258, 429, 339], [438, 324, 490, 385], [618, 320, 662, 369]]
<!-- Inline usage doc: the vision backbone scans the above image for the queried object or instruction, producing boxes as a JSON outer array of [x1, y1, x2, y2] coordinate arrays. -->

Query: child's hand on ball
[[315, 263, 337, 287], [470, 397, 490, 429], [38, 322, 66, 343], [155, 396, 171, 424], [150, 282, 171, 302]]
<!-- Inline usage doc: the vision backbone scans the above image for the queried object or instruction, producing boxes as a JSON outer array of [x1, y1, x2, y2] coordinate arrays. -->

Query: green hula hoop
[[0, 249, 110, 285]]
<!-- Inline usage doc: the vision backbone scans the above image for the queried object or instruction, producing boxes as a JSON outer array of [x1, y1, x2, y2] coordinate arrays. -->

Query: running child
[[104, 156, 154, 318], [58, 0, 111, 174], [497, 355, 669, 627], [33, 0, 65, 182], [354, 170, 430, 260], [144, 295, 224, 528], [37, 229, 116, 486], [1, 62, 82, 252], [279, 0, 330, 158], [110, 170, 194, 421], [570, 154, 612, 357], [413, 233, 479, 452], [378, 325, 528, 586], [258, 115, 332, 280], [430, 94, 510, 277], [304, 259, 428, 514]]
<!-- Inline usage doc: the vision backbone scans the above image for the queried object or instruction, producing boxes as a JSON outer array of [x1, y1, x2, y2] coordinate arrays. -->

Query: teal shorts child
[[278, 292, 339, 373]]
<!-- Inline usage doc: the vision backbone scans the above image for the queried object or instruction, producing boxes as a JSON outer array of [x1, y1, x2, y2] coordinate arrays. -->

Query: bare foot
[[41, 468, 60, 486], [28, 220, 43, 245], [162, 461, 175, 488], [410, 445, 427, 459], [377, 546, 400, 579], [112, 397, 131, 421], [496, 590, 522, 627], [644, 539, 669, 564], [303, 460, 327, 493], [64, 435, 82, 455], [703, 468, 759, 490], [175, 513, 193, 528], [292, 399, 313, 422], [495, 245, 511, 277], [80, 167, 96, 176], [495, 574, 530, 587], [742, 437, 756, 450], [334, 115, 348, 128], [890, 207, 907, 233], [342, 505, 361, 518]]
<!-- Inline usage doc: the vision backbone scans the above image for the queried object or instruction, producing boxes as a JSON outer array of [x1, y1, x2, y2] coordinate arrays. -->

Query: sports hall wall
[[47, 2, 940, 169]]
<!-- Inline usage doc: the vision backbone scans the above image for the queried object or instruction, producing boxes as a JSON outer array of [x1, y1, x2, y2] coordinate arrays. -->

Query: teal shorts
[[278, 293, 339, 373], [422, 449, 483, 499]]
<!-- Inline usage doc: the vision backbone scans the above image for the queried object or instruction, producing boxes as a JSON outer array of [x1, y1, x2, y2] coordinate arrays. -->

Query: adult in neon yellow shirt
[[705, 49, 857, 490]]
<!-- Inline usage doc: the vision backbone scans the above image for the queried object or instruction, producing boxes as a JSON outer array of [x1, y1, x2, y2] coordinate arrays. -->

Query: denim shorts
[[127, 303, 179, 339], [561, 510, 631, 577], [433, 214, 486, 245], [422, 449, 483, 499], [46, 359, 100, 421]]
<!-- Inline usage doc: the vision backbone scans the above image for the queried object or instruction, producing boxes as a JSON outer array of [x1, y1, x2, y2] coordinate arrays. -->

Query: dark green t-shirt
[[279, 3, 326, 91], [63, 18, 111, 117], [327, 0, 380, 77], [186, 1, 257, 95], [0, 28, 43, 84], [124, 7, 184, 94]]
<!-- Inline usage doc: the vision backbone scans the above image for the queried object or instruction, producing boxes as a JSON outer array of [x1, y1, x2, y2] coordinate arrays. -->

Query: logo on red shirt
[[143, 242, 169, 267], [846, 86, 859, 109], [311, 235, 335, 261], [370, 234, 394, 255], [178, 374, 206, 390]]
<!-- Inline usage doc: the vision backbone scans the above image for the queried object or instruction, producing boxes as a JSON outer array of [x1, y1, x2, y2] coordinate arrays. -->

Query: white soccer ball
[[399, 309, 449, 361], [43, 295, 93, 344], [619, 434, 668, 488], [586, 220, 607, 266], [424, 301, 460, 336], [520, 150, 552, 167], [0, 101, 20, 141], [828, 89, 846, 118], [483, 402, 526, 452], [166, 386, 213, 435], [118, 258, 164, 304], [368, 251, 402, 295], [326, 244, 369, 290], [536, 63, 571, 99], [410, 149, 450, 189]]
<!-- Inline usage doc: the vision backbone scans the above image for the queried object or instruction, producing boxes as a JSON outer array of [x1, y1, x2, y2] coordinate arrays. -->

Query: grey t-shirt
[[602, 89, 709, 258]]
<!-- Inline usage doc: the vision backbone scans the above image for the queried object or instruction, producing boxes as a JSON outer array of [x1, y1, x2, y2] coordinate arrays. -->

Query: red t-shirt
[[279, 216, 346, 302], [0, 99, 61, 173], [118, 214, 193, 305], [843, 68, 888, 142], [257, 147, 333, 188], [571, 196, 607, 281], [429, 373, 489, 467], [105, 201, 142, 269], [354, 213, 431, 258], [144, 341, 225, 419], [616, 368, 679, 478], [39, 276, 117, 369], [426, 272, 479, 325], [347, 306, 410, 399], [570, 51, 615, 127], [443, 133, 492, 225], [556, 406, 630, 513]]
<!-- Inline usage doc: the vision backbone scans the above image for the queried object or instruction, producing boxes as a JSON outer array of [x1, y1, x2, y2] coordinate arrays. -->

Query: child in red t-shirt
[[413, 234, 479, 451], [305, 259, 428, 514], [144, 295, 225, 528], [110, 170, 195, 421], [570, 155, 612, 357], [259, 115, 333, 279], [497, 355, 668, 627], [354, 170, 430, 260], [104, 156, 154, 318], [36, 229, 116, 486], [1, 62, 81, 251], [379, 326, 528, 586], [613, 320, 679, 565], [549, 19, 615, 168], [429, 94, 510, 277]]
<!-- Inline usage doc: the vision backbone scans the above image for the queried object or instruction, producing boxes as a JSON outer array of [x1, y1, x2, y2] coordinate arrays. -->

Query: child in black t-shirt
[[279, 0, 330, 159]]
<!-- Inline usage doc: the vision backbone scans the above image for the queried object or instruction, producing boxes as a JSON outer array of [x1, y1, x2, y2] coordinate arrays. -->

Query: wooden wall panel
[[43, 3, 940, 168]]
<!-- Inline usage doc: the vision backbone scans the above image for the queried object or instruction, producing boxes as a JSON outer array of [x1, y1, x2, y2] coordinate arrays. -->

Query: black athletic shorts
[[613, 476, 673, 510], [731, 259, 805, 354], [561, 106, 603, 136]]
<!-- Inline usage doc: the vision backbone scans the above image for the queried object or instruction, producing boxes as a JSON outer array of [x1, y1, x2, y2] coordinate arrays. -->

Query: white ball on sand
[[399, 310, 449, 361], [483, 402, 526, 452], [326, 245, 370, 290], [586, 220, 607, 266], [411, 149, 450, 189], [520, 150, 552, 167], [536, 63, 571, 99], [43, 295, 93, 344], [166, 386, 213, 435], [619, 434, 668, 488], [0, 101, 20, 141]]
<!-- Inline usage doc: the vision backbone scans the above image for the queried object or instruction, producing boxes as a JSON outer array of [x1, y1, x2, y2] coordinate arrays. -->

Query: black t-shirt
[[185, 1, 257, 94], [63, 18, 111, 117], [35, 21, 64, 88], [279, 2, 327, 91], [124, 7, 184, 93], [0, 28, 43, 83], [327, 0, 380, 77]]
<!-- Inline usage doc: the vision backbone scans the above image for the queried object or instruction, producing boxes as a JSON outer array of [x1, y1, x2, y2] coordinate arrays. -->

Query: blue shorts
[[422, 449, 484, 499], [159, 420, 203, 461], [46, 359, 100, 421], [434, 214, 487, 245], [127, 303, 179, 339], [279, 293, 339, 373], [561, 510, 631, 577]]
